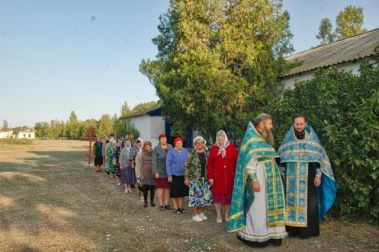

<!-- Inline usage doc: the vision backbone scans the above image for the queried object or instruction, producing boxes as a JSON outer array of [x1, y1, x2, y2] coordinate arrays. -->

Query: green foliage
[[0, 138, 33, 145], [335, 5, 366, 39], [116, 119, 140, 139], [268, 61, 379, 224], [34, 122, 50, 138], [96, 114, 114, 139], [120, 101, 131, 117], [130, 101, 159, 114], [140, 0, 293, 139], [316, 18, 335, 45], [1, 120, 9, 131], [65, 111, 80, 140]]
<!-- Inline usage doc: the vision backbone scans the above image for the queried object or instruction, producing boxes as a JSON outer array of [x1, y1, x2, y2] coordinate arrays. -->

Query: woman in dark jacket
[[141, 141, 155, 208]]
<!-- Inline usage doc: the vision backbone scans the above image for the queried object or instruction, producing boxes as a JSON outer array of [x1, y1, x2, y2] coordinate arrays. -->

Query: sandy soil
[[0, 140, 378, 251]]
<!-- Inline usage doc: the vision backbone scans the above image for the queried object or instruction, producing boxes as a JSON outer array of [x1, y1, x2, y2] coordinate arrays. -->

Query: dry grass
[[0, 140, 378, 251]]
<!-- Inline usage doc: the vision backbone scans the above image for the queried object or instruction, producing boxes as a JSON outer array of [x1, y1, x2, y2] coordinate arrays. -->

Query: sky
[[1, 0, 378, 127]]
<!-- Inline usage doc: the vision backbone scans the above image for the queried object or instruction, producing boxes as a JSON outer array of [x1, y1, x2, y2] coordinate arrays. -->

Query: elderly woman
[[184, 136, 213, 222], [141, 141, 156, 208], [105, 140, 117, 178], [120, 139, 136, 193], [166, 137, 188, 214], [134, 138, 144, 202], [207, 130, 238, 223], [152, 134, 173, 211]]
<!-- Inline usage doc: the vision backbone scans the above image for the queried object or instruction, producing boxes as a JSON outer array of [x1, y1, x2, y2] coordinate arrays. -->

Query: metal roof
[[282, 28, 379, 77]]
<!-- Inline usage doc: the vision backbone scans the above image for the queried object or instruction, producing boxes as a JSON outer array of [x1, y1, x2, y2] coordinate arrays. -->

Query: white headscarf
[[193, 136, 207, 150], [216, 130, 230, 158]]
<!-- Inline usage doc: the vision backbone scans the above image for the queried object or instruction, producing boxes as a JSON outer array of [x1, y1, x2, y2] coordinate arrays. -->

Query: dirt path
[[0, 140, 378, 251]]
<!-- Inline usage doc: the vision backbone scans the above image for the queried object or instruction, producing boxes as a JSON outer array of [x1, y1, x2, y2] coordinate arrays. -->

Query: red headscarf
[[173, 137, 184, 145], [158, 134, 167, 140]]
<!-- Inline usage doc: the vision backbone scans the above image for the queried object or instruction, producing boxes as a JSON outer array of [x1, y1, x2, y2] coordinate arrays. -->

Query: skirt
[[188, 179, 213, 207], [121, 166, 136, 185], [94, 156, 103, 166], [170, 175, 188, 198], [155, 178, 171, 189], [213, 193, 232, 205]]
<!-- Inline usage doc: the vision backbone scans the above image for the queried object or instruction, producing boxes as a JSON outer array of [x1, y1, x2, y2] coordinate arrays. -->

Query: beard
[[261, 128, 275, 146]]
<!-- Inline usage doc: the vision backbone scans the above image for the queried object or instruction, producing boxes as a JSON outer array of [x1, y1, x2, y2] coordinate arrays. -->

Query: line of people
[[92, 131, 238, 224], [92, 112, 337, 248]]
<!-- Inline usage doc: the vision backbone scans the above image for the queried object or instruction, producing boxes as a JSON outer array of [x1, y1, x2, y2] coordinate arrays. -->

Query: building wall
[[0, 131, 13, 138], [0, 131, 35, 139], [149, 116, 166, 147], [16, 131, 36, 139], [130, 115, 151, 143]]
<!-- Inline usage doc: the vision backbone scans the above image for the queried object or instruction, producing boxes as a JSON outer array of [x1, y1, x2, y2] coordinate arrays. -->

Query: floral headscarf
[[216, 130, 230, 158]]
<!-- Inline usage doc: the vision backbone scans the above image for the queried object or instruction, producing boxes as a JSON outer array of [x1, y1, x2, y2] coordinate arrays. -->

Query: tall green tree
[[65, 111, 80, 139], [34, 122, 49, 138], [120, 102, 131, 117], [335, 5, 365, 39], [316, 18, 335, 45], [1, 120, 9, 131], [97, 114, 114, 138], [140, 0, 293, 139]]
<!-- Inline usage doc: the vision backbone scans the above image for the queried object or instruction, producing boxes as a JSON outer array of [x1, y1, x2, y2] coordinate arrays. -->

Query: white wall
[[17, 131, 35, 139], [149, 116, 165, 147], [0, 131, 13, 138], [130, 115, 151, 143], [129, 115, 166, 147]]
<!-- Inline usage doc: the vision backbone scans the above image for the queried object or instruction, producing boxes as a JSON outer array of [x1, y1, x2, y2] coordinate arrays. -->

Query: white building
[[120, 105, 167, 147], [120, 105, 195, 148], [280, 28, 379, 89], [0, 130, 35, 139]]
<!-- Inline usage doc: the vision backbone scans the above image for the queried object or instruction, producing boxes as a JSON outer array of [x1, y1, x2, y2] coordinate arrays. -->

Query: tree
[[80, 119, 97, 137], [65, 111, 80, 139], [316, 18, 335, 45], [34, 122, 49, 138], [96, 114, 114, 138], [335, 5, 365, 39], [140, 0, 293, 139], [120, 102, 131, 117], [1, 120, 9, 131], [131, 101, 159, 114]]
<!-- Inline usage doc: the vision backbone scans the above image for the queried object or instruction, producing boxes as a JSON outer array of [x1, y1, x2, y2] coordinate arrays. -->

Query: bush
[[269, 61, 379, 224], [0, 138, 34, 145]]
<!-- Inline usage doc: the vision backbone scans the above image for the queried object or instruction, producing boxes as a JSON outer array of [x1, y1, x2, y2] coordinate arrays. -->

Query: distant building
[[281, 28, 379, 89], [119, 105, 195, 148], [0, 130, 35, 139]]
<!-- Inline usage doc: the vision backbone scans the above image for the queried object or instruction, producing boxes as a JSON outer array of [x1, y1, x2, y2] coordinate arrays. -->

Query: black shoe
[[270, 239, 282, 246], [178, 208, 185, 213], [165, 205, 172, 210], [159, 206, 166, 211], [150, 201, 156, 207], [237, 235, 269, 248], [143, 201, 148, 208]]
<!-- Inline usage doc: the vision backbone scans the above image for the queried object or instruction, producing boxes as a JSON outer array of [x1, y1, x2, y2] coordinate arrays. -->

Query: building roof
[[119, 104, 162, 119], [282, 28, 379, 77]]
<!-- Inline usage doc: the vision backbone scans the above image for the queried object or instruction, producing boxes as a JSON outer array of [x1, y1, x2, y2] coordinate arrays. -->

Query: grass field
[[0, 140, 378, 251]]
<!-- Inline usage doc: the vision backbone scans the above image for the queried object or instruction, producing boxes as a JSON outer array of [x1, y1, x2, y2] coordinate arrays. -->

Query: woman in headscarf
[[166, 137, 188, 214], [140, 141, 156, 208], [184, 136, 213, 222], [152, 134, 173, 211], [120, 138, 136, 193], [207, 130, 238, 223]]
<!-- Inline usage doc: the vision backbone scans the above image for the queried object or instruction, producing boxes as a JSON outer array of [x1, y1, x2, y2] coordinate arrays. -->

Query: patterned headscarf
[[216, 130, 230, 158]]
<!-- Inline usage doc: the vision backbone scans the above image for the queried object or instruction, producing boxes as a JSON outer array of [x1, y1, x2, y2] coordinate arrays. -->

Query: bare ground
[[0, 140, 378, 252]]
